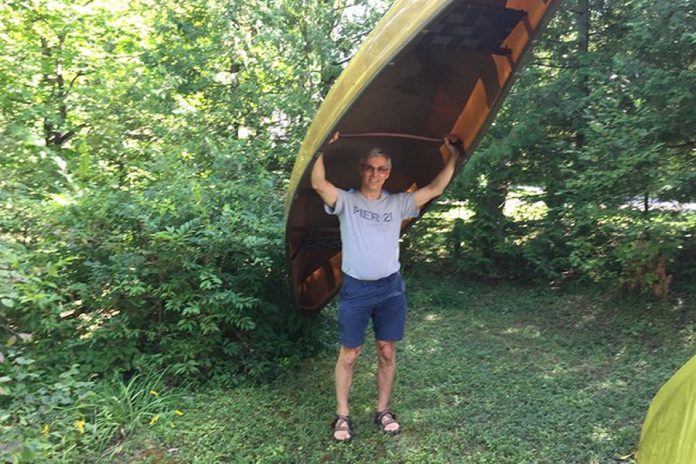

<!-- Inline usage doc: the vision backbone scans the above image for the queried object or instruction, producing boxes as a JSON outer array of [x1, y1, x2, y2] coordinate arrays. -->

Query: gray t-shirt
[[325, 189, 419, 280]]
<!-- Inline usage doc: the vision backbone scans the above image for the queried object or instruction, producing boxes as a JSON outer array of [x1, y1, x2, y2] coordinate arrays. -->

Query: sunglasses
[[360, 164, 390, 174]]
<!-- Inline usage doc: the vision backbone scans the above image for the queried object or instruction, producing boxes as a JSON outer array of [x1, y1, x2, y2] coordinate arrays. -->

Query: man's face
[[359, 155, 391, 193]]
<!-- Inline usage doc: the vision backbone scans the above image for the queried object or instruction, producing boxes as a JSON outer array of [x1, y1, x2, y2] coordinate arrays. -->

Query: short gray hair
[[359, 147, 392, 169]]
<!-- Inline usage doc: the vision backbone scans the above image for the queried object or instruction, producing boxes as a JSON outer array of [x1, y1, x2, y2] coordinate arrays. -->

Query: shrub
[[567, 208, 693, 298], [4, 152, 325, 384]]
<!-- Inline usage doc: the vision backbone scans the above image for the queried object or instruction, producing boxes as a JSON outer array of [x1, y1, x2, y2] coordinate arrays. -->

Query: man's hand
[[412, 136, 462, 209], [444, 135, 463, 158], [445, 134, 462, 147]]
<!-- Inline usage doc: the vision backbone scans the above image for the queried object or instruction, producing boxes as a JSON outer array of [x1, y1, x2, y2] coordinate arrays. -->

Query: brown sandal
[[331, 415, 353, 442], [374, 410, 400, 435]]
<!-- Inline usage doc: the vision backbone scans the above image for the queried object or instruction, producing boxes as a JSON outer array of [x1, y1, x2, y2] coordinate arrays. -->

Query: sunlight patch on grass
[[594, 378, 628, 391], [501, 325, 541, 338], [575, 308, 600, 328], [680, 324, 696, 347], [590, 425, 616, 444], [541, 365, 572, 379]]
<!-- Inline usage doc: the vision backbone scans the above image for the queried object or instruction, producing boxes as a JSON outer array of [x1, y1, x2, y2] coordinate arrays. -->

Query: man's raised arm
[[412, 138, 462, 209], [311, 153, 339, 208]]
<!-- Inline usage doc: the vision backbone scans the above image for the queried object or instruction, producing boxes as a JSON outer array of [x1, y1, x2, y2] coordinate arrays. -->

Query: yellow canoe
[[285, 0, 561, 312], [638, 354, 696, 464]]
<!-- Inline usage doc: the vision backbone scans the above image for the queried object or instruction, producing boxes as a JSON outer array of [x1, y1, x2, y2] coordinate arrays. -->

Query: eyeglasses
[[360, 164, 390, 174]]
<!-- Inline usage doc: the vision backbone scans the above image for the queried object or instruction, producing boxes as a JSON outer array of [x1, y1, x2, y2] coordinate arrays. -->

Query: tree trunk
[[41, 34, 72, 149], [575, 0, 590, 149]]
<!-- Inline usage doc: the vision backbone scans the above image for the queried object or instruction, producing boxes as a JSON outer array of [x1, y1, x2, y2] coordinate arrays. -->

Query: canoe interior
[[286, 0, 560, 312]]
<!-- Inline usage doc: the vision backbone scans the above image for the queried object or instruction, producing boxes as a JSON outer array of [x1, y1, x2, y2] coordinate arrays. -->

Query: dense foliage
[[0, 0, 388, 459], [440, 0, 695, 295], [0, 0, 693, 461]]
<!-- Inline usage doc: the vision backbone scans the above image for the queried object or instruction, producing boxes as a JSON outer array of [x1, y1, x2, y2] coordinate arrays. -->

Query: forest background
[[1, 0, 694, 461]]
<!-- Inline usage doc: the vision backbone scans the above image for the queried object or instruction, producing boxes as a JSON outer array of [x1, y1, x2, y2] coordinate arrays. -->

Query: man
[[311, 133, 461, 442]]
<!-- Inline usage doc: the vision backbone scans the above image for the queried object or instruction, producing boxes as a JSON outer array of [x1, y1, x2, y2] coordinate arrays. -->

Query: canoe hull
[[285, 0, 561, 312]]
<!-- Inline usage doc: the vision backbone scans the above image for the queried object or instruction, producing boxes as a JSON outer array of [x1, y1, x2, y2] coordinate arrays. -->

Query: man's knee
[[376, 341, 396, 365], [338, 346, 362, 368]]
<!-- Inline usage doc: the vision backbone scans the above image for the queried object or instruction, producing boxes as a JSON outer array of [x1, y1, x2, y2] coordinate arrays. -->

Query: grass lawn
[[109, 273, 695, 464]]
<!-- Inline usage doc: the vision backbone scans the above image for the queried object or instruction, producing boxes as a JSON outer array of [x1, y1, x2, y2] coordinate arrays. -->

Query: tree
[[446, 0, 695, 294], [1, 0, 389, 382]]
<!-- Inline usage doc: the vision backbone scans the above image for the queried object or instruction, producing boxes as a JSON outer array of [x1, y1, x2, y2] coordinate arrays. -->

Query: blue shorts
[[338, 272, 408, 348]]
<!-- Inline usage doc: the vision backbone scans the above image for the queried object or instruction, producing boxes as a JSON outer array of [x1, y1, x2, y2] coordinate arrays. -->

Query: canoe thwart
[[337, 132, 443, 143], [336, 131, 464, 149]]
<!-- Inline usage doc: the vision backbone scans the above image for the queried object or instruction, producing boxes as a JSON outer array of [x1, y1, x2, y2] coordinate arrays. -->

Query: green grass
[[107, 273, 695, 464]]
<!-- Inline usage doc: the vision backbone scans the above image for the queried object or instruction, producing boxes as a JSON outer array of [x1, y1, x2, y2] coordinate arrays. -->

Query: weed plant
[[0, 368, 186, 462], [75, 370, 185, 457]]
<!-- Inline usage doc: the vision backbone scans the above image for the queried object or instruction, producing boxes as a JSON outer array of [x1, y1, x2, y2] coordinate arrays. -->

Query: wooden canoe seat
[[301, 231, 342, 252]]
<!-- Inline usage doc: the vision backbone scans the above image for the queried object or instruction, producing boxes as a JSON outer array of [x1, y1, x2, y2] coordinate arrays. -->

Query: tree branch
[[66, 70, 87, 94]]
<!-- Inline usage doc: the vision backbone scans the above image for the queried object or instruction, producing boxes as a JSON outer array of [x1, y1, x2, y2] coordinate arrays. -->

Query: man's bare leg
[[375, 340, 400, 433], [334, 345, 361, 440]]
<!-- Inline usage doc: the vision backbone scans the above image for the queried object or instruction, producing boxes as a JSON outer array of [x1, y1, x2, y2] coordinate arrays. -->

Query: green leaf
[[14, 357, 34, 365]]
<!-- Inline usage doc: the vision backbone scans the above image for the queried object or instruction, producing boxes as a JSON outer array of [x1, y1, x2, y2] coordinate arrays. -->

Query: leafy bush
[[1, 151, 329, 460], [4, 150, 325, 387], [408, 196, 693, 298], [566, 208, 694, 297], [0, 362, 96, 463]]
